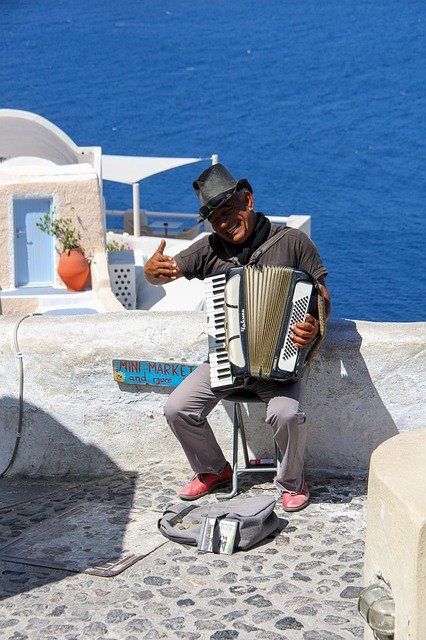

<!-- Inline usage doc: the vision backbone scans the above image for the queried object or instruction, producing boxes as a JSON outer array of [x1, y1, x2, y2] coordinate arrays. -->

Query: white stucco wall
[[0, 312, 424, 477]]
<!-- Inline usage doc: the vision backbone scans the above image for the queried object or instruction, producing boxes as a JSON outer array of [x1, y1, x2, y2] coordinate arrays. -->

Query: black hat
[[193, 163, 252, 221]]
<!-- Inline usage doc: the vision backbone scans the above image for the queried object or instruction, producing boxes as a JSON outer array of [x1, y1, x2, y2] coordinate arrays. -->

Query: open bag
[[158, 495, 279, 550]]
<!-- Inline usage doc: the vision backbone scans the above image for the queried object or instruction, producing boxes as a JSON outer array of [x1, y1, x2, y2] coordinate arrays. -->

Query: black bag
[[158, 496, 279, 550]]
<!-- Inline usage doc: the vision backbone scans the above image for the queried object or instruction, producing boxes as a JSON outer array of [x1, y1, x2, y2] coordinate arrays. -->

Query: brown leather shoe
[[282, 481, 310, 512], [179, 463, 233, 500]]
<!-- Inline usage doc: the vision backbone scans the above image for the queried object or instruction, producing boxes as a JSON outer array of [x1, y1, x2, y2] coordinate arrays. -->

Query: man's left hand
[[291, 314, 319, 348]]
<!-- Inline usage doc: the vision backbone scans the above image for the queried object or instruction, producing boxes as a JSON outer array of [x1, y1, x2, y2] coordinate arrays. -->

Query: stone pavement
[[0, 464, 367, 640]]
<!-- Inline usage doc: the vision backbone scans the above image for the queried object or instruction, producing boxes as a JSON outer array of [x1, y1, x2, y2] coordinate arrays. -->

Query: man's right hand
[[144, 240, 182, 285]]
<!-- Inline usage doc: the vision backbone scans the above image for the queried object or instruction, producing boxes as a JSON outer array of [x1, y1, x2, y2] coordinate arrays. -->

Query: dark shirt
[[175, 222, 328, 282]]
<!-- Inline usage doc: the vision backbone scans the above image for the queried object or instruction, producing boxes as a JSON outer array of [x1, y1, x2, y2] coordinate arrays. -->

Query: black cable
[[0, 313, 43, 478]]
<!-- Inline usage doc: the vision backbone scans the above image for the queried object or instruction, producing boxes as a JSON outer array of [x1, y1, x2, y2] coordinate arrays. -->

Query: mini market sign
[[112, 359, 200, 387]]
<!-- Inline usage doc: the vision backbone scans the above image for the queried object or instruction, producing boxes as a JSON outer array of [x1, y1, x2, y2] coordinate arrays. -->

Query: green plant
[[106, 239, 132, 252], [36, 211, 81, 253]]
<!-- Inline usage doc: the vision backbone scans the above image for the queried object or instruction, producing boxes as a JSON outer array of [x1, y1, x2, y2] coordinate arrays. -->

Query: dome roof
[[0, 109, 80, 165]]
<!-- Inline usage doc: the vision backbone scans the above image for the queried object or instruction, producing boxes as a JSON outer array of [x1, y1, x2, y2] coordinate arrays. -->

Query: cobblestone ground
[[0, 465, 367, 640]]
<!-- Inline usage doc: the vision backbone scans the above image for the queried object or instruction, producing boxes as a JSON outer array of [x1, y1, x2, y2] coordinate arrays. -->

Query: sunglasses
[[209, 196, 243, 227], [199, 189, 237, 220]]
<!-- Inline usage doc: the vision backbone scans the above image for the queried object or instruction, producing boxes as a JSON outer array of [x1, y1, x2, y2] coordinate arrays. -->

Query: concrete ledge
[[363, 429, 426, 639], [0, 313, 424, 477]]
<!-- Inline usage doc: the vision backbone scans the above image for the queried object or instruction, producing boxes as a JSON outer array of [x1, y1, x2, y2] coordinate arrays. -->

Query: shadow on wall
[[0, 398, 138, 600], [305, 319, 399, 472]]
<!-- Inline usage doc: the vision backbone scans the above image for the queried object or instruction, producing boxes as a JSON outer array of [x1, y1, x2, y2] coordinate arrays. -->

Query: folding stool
[[216, 389, 281, 500]]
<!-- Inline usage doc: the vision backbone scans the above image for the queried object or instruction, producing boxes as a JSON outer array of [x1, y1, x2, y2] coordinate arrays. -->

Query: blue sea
[[1, 0, 425, 322]]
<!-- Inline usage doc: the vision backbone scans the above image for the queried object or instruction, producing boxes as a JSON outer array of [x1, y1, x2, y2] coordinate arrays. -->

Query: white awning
[[102, 155, 205, 185]]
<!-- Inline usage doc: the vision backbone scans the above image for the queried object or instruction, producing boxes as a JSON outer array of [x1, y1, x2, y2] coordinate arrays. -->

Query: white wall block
[[107, 250, 136, 310]]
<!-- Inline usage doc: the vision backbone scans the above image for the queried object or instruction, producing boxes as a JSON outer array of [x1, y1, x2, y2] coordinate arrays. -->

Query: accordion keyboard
[[205, 273, 233, 390]]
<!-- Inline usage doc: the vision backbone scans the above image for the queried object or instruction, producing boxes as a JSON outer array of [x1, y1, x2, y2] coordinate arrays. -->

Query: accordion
[[205, 265, 325, 390]]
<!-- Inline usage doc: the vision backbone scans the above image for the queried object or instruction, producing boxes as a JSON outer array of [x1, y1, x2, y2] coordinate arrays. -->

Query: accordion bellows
[[206, 265, 325, 390]]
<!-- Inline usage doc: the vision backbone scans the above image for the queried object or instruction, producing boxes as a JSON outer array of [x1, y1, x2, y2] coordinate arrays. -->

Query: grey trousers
[[164, 362, 308, 493]]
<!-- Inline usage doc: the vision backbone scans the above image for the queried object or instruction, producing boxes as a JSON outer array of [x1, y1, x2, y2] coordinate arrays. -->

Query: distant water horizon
[[1, 0, 424, 321]]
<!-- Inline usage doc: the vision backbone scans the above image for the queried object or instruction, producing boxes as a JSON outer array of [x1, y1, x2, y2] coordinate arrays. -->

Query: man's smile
[[225, 221, 239, 235]]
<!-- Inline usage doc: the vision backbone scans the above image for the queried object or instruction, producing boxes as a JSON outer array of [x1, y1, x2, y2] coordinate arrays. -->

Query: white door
[[14, 198, 54, 287]]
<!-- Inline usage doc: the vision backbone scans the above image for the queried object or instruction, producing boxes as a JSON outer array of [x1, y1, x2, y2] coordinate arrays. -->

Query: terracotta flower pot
[[57, 249, 90, 292]]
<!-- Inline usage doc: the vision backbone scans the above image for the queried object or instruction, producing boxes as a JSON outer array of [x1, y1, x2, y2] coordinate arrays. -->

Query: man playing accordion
[[144, 163, 331, 511]]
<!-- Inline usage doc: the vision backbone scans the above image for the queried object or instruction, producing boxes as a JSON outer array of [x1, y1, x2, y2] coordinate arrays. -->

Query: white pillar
[[132, 182, 140, 237], [211, 154, 219, 165], [362, 430, 426, 640]]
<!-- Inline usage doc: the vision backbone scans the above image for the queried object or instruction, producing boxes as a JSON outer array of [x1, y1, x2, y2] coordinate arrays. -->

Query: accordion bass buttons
[[277, 281, 313, 372]]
